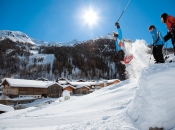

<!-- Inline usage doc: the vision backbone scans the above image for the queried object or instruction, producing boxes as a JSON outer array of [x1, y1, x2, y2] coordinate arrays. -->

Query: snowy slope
[[0, 39, 175, 130], [128, 63, 175, 130], [0, 79, 137, 129], [0, 30, 35, 44]]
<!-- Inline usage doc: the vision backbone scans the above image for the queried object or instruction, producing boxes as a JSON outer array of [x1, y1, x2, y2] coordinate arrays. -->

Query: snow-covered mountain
[[0, 30, 35, 44], [0, 30, 81, 46], [0, 30, 114, 46]]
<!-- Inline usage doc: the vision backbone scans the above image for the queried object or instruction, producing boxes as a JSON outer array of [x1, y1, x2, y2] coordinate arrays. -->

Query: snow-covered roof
[[58, 81, 68, 85], [9, 97, 35, 101], [76, 79, 86, 82], [62, 85, 75, 89], [76, 85, 90, 89], [57, 78, 69, 84], [69, 81, 99, 86], [0, 104, 14, 112], [2, 78, 60, 88], [36, 78, 49, 81], [99, 79, 120, 84]]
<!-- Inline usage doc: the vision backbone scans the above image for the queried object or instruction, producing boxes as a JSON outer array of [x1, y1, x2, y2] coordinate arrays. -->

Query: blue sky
[[0, 0, 175, 47]]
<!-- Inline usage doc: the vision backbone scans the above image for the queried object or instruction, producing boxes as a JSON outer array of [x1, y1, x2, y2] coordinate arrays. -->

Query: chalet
[[2, 78, 62, 98], [62, 85, 75, 95], [99, 79, 120, 87], [74, 85, 90, 95], [69, 81, 99, 89]]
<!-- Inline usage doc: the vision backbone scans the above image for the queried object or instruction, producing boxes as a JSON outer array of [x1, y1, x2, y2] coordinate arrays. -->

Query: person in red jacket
[[161, 13, 175, 55]]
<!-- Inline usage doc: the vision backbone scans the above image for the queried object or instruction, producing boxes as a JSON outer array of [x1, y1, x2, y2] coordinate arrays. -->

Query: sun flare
[[83, 8, 99, 26]]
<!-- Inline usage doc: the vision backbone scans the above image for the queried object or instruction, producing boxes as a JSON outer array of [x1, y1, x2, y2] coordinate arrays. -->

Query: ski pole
[[102, 40, 112, 53], [165, 42, 168, 58], [101, 0, 131, 53], [116, 0, 131, 23], [149, 45, 153, 65]]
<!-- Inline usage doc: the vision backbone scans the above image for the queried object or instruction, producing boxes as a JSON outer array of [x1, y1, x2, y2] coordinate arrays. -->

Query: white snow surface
[[62, 90, 71, 97], [3, 78, 57, 88], [128, 63, 175, 130], [0, 39, 175, 130], [0, 104, 14, 112], [29, 54, 54, 65]]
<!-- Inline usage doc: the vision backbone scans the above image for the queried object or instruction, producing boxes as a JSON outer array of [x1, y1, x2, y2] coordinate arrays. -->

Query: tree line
[[0, 38, 127, 81]]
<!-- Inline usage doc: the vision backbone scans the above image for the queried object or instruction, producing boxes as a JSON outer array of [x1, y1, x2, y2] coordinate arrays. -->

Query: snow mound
[[128, 63, 175, 130], [0, 30, 35, 44], [0, 104, 14, 112], [62, 90, 70, 97]]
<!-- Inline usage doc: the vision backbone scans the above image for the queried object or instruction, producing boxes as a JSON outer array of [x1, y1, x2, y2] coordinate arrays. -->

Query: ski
[[120, 54, 133, 65]]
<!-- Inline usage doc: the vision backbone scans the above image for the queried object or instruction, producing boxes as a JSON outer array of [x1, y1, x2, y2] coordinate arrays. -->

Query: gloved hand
[[115, 22, 120, 28]]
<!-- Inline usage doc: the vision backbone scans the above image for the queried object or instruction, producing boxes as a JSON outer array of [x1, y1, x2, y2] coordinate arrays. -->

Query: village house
[[99, 79, 120, 87], [74, 85, 90, 95], [62, 84, 75, 95], [2, 78, 62, 98], [69, 81, 100, 89]]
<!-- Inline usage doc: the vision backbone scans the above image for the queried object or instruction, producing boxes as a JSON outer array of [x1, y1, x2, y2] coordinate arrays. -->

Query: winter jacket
[[150, 28, 165, 46], [115, 28, 123, 51], [165, 15, 175, 32]]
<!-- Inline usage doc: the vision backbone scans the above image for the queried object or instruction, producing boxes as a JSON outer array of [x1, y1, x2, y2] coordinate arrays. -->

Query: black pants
[[113, 50, 124, 62], [164, 29, 175, 52], [153, 45, 164, 63]]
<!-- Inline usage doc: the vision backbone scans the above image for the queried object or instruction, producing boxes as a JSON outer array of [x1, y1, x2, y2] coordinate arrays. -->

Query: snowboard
[[120, 54, 133, 65]]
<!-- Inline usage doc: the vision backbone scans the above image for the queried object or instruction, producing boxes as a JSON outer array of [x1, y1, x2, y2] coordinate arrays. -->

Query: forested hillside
[[0, 38, 127, 81]]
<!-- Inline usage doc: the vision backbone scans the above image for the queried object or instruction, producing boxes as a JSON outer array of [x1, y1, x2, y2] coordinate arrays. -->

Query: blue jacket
[[115, 28, 123, 51], [150, 28, 165, 46]]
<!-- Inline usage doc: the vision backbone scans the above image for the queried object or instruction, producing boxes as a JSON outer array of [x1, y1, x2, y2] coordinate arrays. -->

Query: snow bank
[[62, 90, 70, 97], [0, 104, 14, 112], [128, 63, 175, 130]]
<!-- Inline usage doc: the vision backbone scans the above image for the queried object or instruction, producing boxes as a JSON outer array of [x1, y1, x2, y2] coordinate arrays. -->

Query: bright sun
[[83, 8, 98, 26]]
